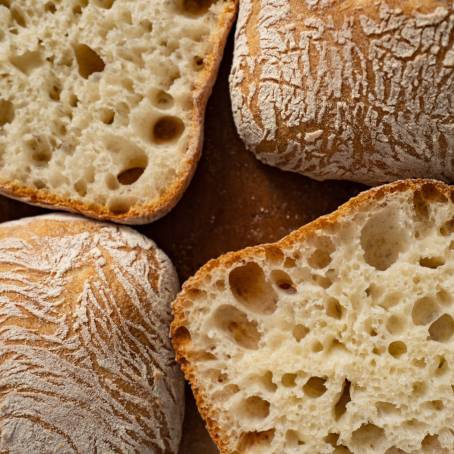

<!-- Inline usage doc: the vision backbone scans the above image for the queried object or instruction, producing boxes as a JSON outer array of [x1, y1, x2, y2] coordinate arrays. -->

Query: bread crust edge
[[171, 178, 454, 454]]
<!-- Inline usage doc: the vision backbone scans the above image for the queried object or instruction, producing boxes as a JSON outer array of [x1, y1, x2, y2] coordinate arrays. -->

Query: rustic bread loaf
[[0, 214, 183, 453], [230, 0, 454, 185], [0, 0, 237, 224], [172, 179, 454, 453]]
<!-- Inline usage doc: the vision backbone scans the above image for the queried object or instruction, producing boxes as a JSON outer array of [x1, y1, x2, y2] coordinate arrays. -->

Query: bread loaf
[[230, 0, 454, 185], [0, 0, 237, 224], [173, 179, 454, 453], [0, 214, 184, 453]]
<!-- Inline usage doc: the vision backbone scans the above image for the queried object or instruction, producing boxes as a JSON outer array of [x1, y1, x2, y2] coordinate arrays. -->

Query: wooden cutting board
[[0, 31, 365, 454]]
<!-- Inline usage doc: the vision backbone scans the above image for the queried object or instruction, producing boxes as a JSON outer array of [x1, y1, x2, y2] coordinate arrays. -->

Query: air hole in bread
[[413, 189, 430, 221], [239, 396, 270, 420], [27, 136, 51, 164], [44, 2, 56, 13], [427, 400, 444, 411], [11, 6, 26, 27], [178, 0, 215, 16], [388, 341, 407, 358], [173, 326, 192, 346], [213, 305, 261, 349], [48, 82, 61, 102], [152, 90, 174, 109], [412, 297, 439, 325], [74, 180, 87, 197], [271, 270, 296, 294], [292, 324, 308, 342], [385, 448, 406, 454], [429, 314, 454, 342], [151, 116, 185, 144], [93, 0, 114, 8], [303, 377, 327, 398], [326, 297, 343, 319], [351, 423, 385, 450], [0, 0, 10, 7], [435, 356, 449, 376], [33, 179, 46, 189], [238, 429, 275, 450], [437, 289, 452, 306], [386, 315, 405, 334], [105, 173, 119, 190], [228, 262, 277, 314], [440, 217, 454, 236], [100, 108, 115, 125], [265, 246, 284, 264], [412, 357, 426, 368], [117, 166, 146, 185], [10, 51, 43, 75], [68, 94, 78, 107], [312, 274, 332, 288], [311, 340, 323, 352], [334, 379, 351, 420], [0, 100, 14, 126], [334, 446, 352, 454], [419, 256, 445, 268], [308, 236, 334, 269], [193, 55, 204, 71], [376, 401, 398, 416], [422, 434, 443, 451], [412, 381, 427, 396], [259, 371, 277, 392], [281, 373, 297, 387], [74, 44, 105, 79], [286, 430, 304, 447], [108, 197, 131, 215], [361, 208, 409, 270]]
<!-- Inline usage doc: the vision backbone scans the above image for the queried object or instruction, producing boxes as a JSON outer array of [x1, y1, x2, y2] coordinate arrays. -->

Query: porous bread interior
[[174, 183, 454, 453], [0, 0, 228, 217]]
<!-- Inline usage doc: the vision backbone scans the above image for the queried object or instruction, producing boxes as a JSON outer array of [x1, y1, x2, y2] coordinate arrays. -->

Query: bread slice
[[0, 213, 184, 452], [0, 0, 237, 224], [230, 0, 454, 185], [172, 179, 454, 453]]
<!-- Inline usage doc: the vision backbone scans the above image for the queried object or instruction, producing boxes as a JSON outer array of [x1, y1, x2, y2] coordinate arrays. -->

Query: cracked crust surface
[[230, 0, 454, 185]]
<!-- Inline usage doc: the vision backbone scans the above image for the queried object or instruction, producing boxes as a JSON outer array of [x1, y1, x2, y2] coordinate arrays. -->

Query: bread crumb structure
[[0, 214, 183, 453], [0, 0, 237, 223], [230, 0, 454, 185], [173, 180, 454, 453]]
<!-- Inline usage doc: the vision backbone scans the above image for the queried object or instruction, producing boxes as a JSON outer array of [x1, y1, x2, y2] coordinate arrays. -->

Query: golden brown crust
[[171, 178, 454, 453], [0, 1, 238, 225]]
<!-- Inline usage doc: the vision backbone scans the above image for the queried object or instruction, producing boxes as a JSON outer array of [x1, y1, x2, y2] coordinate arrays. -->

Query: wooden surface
[[0, 31, 365, 454]]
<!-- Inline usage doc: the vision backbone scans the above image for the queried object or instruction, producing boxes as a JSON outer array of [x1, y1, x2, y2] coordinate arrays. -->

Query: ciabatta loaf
[[0, 214, 183, 453], [0, 0, 237, 224], [230, 1, 454, 185], [173, 180, 454, 453]]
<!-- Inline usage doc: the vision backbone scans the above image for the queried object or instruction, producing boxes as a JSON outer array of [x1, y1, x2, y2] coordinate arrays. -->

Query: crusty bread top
[[0, 0, 237, 224], [230, 0, 454, 185], [172, 179, 454, 453], [0, 213, 183, 453]]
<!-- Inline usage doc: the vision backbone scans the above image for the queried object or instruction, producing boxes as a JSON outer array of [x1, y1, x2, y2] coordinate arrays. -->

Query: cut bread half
[[172, 179, 454, 454], [0, 0, 237, 224]]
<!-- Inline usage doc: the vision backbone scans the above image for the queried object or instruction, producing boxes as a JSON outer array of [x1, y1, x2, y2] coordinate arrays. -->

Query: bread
[[230, 1, 454, 185], [172, 179, 454, 453], [0, 213, 184, 453], [0, 0, 237, 224]]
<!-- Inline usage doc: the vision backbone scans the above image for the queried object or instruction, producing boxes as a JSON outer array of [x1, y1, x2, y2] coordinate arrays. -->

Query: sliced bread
[[230, 0, 454, 185], [0, 213, 183, 452], [0, 0, 237, 224], [172, 179, 454, 453]]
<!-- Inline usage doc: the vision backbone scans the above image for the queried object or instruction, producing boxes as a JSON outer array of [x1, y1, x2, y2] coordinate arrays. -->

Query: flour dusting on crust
[[0, 214, 183, 453], [230, 0, 454, 185]]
